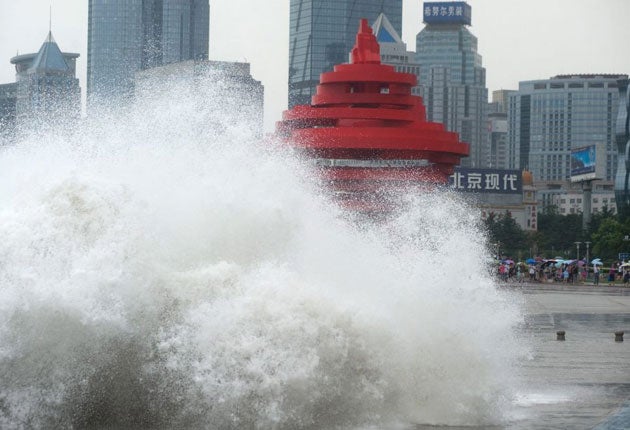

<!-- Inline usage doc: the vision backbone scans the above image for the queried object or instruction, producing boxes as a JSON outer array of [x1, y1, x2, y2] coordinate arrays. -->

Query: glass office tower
[[508, 74, 626, 182], [288, 0, 402, 108], [0, 83, 17, 142], [415, 2, 487, 168], [87, 0, 209, 107]]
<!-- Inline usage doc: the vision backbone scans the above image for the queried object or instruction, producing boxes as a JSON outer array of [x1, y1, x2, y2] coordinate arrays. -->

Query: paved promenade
[[515, 283, 630, 429], [417, 283, 630, 430]]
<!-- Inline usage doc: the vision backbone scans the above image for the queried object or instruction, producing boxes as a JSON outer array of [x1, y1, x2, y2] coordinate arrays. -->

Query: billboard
[[423, 2, 472, 26], [570, 144, 605, 182], [449, 168, 522, 194]]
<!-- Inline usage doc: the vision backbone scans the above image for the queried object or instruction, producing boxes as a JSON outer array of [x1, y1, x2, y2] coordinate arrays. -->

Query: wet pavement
[[416, 283, 630, 430], [505, 283, 629, 429]]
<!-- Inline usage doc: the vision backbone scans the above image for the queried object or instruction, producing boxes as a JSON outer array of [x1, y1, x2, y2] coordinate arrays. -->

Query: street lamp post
[[585, 241, 591, 280], [575, 241, 581, 261], [585, 241, 591, 263]]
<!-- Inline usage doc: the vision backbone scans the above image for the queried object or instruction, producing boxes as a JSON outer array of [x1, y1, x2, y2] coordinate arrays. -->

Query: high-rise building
[[487, 113, 508, 169], [135, 60, 264, 136], [288, 0, 402, 108], [9, 32, 81, 133], [371, 13, 422, 96], [488, 89, 513, 115], [0, 83, 17, 141], [509, 74, 627, 212], [486, 90, 514, 169], [87, 0, 210, 107], [614, 78, 630, 215], [415, 1, 488, 168], [508, 74, 626, 181]]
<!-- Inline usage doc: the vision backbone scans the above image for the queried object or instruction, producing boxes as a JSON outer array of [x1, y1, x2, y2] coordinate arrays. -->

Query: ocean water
[[0, 77, 527, 429]]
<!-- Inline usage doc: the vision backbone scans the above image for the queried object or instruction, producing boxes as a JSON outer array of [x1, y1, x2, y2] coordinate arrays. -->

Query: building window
[[593, 198, 599, 203]]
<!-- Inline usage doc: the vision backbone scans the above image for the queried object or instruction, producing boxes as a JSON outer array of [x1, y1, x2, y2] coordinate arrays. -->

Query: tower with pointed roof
[[10, 32, 81, 133], [371, 13, 422, 96]]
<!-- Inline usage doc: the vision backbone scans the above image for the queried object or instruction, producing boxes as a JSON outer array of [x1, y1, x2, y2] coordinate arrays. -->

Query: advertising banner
[[570, 144, 604, 182], [449, 167, 522, 194], [423, 2, 472, 25]]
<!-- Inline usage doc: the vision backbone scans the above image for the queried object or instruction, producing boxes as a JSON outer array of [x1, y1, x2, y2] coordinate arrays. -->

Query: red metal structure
[[276, 19, 469, 214]]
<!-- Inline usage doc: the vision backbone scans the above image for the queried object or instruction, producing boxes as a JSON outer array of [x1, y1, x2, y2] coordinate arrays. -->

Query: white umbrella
[[591, 258, 603, 265]]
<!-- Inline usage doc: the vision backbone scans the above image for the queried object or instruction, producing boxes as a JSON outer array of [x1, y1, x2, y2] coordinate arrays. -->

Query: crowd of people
[[496, 258, 630, 286]]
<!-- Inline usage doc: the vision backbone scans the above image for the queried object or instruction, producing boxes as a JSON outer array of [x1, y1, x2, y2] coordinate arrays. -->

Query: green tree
[[591, 217, 630, 261], [484, 210, 527, 258], [536, 205, 585, 257], [588, 205, 616, 235]]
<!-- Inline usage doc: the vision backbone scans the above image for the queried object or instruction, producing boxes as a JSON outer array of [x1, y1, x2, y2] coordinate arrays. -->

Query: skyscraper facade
[[371, 13, 422, 96], [615, 78, 630, 215], [0, 83, 17, 141], [288, 0, 402, 108], [135, 59, 264, 136], [10, 32, 81, 132], [508, 74, 626, 182], [486, 90, 514, 169], [415, 2, 488, 168], [87, 0, 209, 107]]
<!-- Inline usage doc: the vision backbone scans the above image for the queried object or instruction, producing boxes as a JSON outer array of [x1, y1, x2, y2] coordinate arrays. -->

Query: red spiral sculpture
[[276, 18, 469, 214]]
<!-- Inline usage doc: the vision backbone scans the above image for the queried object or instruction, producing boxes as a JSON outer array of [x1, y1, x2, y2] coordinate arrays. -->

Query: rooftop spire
[[372, 13, 404, 44], [350, 18, 381, 65], [30, 31, 69, 73]]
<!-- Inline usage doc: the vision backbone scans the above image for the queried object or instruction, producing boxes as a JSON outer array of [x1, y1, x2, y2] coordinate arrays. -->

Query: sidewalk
[[511, 285, 630, 429]]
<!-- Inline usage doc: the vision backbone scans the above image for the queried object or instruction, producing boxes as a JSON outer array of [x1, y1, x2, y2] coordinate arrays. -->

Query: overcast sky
[[1, 0, 629, 131]]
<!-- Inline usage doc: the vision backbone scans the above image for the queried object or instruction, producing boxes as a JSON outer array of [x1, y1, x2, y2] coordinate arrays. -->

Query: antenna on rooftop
[[49, 4, 52, 33]]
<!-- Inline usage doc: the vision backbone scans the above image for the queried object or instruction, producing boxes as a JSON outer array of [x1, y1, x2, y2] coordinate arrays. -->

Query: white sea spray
[[0, 75, 527, 429]]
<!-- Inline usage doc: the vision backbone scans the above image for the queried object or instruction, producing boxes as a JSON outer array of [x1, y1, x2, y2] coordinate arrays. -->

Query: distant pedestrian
[[573, 265, 579, 283], [499, 263, 507, 282], [594, 265, 600, 285], [608, 264, 616, 285]]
